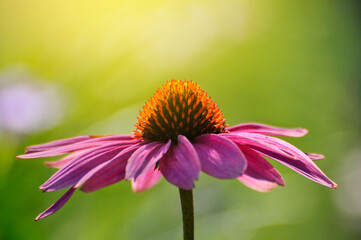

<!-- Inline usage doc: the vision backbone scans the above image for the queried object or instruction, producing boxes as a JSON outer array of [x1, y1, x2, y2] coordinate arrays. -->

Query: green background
[[0, 0, 360, 239]]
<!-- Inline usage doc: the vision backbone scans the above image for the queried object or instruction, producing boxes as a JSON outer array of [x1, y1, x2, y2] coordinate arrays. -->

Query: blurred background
[[0, 0, 360, 239]]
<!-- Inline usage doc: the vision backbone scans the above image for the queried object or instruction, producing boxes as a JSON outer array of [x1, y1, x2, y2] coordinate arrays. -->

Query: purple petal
[[73, 150, 133, 190], [17, 138, 138, 159], [240, 146, 285, 186], [74, 161, 113, 189], [88, 135, 134, 141], [192, 134, 247, 179], [238, 133, 337, 189], [27, 135, 134, 152], [35, 145, 137, 221], [131, 167, 162, 193], [227, 123, 308, 137], [160, 135, 200, 189], [125, 140, 171, 181], [238, 175, 279, 192], [17, 135, 139, 159], [36, 156, 122, 220], [306, 153, 325, 161], [40, 144, 133, 192], [44, 149, 91, 169], [26, 136, 92, 152], [80, 144, 141, 193], [35, 187, 76, 221], [222, 133, 295, 159]]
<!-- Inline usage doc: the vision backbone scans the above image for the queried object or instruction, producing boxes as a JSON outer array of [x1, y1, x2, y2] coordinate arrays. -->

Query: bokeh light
[[0, 66, 64, 135]]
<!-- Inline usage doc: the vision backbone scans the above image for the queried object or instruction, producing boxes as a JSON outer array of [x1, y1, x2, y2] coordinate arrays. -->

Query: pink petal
[[44, 149, 91, 169], [36, 161, 111, 220], [36, 150, 133, 221], [239, 146, 285, 186], [306, 153, 325, 161], [238, 133, 337, 189], [160, 135, 200, 190], [125, 140, 171, 181], [131, 167, 162, 193], [222, 133, 294, 159], [40, 144, 132, 192], [35, 187, 76, 221], [80, 144, 141, 193], [73, 154, 129, 189], [227, 123, 308, 137], [88, 135, 134, 141], [18, 136, 137, 159], [238, 175, 279, 192], [193, 134, 247, 179], [26, 136, 92, 153]]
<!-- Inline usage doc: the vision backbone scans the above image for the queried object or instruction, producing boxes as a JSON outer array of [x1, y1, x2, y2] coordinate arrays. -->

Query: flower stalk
[[179, 188, 194, 240]]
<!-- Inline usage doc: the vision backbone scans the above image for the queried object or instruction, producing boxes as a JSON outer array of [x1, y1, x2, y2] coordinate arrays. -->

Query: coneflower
[[17, 80, 336, 240]]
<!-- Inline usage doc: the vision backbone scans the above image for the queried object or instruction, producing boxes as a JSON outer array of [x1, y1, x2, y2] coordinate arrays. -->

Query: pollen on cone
[[133, 80, 227, 143]]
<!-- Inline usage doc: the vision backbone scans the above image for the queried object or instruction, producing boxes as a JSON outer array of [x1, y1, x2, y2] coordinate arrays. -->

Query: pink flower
[[17, 80, 337, 221]]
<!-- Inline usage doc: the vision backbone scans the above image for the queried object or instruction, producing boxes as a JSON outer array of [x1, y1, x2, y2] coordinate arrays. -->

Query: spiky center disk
[[134, 80, 227, 143]]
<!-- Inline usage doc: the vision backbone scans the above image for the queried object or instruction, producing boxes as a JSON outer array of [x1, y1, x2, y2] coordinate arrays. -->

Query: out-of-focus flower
[[17, 80, 337, 220], [0, 69, 64, 135]]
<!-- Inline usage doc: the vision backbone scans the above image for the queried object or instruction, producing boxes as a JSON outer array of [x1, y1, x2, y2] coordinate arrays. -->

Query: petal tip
[[132, 188, 142, 193], [254, 186, 278, 193], [44, 161, 56, 167], [131, 184, 151, 193], [300, 128, 308, 134], [35, 211, 49, 221], [293, 128, 308, 137], [306, 153, 325, 161]]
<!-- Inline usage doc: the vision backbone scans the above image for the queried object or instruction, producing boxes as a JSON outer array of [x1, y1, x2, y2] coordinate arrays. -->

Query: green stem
[[178, 188, 194, 240]]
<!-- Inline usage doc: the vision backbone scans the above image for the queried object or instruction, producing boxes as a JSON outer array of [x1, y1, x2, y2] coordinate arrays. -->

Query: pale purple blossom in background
[[0, 67, 64, 134]]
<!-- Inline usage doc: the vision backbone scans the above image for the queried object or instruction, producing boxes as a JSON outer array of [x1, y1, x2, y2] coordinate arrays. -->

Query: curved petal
[[125, 140, 171, 181], [131, 167, 162, 193], [36, 160, 112, 220], [40, 143, 134, 192], [44, 149, 91, 169], [193, 134, 247, 179], [80, 144, 141, 192], [35, 187, 76, 221], [25, 135, 134, 153], [17, 137, 138, 159], [26, 136, 92, 153], [237, 133, 337, 189], [35, 147, 136, 221], [239, 147, 285, 186], [160, 135, 200, 190], [306, 153, 325, 161], [222, 133, 294, 159], [238, 175, 279, 192], [227, 123, 308, 137]]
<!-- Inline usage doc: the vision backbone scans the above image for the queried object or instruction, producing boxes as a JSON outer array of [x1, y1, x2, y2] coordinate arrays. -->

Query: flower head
[[17, 80, 337, 221], [134, 80, 227, 143]]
